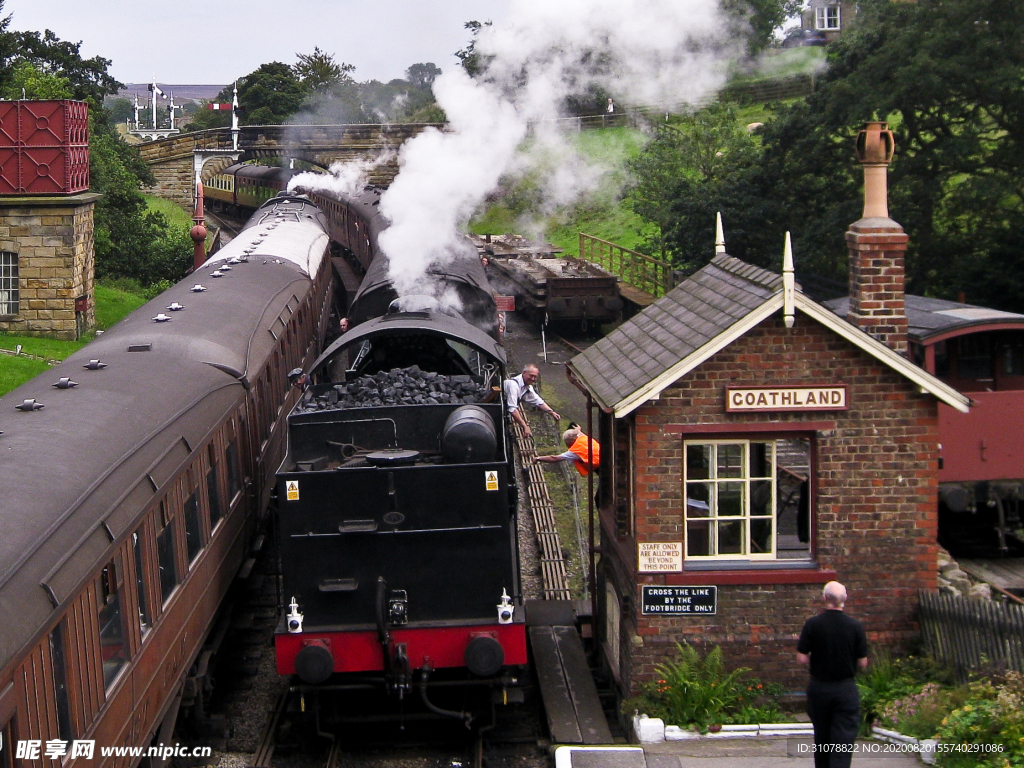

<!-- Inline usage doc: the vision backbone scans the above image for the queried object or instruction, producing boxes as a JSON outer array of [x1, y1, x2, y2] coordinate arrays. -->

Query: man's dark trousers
[[807, 678, 860, 768]]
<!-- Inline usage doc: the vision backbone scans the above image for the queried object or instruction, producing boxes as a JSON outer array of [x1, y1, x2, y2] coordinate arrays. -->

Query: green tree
[[634, 0, 1024, 310], [294, 47, 354, 93], [628, 103, 759, 267], [721, 0, 804, 54], [104, 96, 134, 125], [405, 62, 441, 89], [0, 60, 71, 99], [752, 0, 1024, 306], [455, 20, 493, 77], [237, 62, 309, 125]]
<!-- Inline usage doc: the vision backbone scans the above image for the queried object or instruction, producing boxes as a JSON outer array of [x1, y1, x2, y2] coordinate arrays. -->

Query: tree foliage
[[238, 61, 309, 125], [628, 103, 759, 266], [294, 47, 355, 93], [631, 0, 1024, 310], [405, 62, 441, 90], [0, 1, 191, 286], [722, 0, 804, 55], [187, 51, 444, 129], [455, 21, 493, 77]]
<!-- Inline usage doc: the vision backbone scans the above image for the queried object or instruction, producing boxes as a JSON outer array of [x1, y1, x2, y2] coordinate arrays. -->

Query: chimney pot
[[855, 121, 894, 166], [847, 120, 907, 355]]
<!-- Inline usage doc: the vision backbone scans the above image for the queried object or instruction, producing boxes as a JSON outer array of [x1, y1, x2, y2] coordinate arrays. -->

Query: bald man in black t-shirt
[[797, 581, 868, 768]]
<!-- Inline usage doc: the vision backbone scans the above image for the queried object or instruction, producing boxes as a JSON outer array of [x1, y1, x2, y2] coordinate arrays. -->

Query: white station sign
[[725, 386, 847, 412]]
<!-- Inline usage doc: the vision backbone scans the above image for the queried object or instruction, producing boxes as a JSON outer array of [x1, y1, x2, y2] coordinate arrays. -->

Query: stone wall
[[605, 313, 939, 693], [137, 124, 439, 206], [0, 194, 99, 340]]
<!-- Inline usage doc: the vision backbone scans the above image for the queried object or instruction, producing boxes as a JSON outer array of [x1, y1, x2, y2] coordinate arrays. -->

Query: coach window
[[156, 501, 179, 604], [207, 444, 224, 529], [683, 437, 812, 561], [97, 556, 128, 688], [0, 717, 14, 768], [132, 530, 151, 635], [183, 480, 204, 566], [49, 622, 74, 742], [226, 438, 241, 504]]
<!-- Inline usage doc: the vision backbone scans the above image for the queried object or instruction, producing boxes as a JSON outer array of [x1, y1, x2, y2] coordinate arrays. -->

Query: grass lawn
[[145, 195, 194, 227], [95, 283, 148, 330], [0, 282, 148, 395], [0, 354, 53, 395]]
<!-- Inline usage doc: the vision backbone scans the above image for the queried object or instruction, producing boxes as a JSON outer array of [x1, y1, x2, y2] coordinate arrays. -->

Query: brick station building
[[566, 122, 970, 694]]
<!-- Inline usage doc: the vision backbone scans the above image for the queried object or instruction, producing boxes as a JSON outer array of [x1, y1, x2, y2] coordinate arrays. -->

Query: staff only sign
[[725, 385, 848, 413]]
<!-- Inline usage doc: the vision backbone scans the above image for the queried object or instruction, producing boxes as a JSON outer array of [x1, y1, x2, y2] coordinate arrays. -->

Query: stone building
[[565, 123, 971, 694], [0, 193, 99, 340], [0, 101, 97, 340]]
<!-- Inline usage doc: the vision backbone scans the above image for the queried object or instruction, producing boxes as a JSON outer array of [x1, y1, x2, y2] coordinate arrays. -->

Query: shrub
[[874, 682, 967, 740], [624, 642, 785, 732], [934, 673, 1024, 767], [857, 652, 955, 733]]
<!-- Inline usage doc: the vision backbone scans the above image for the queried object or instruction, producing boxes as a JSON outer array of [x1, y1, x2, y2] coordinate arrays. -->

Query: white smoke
[[288, 149, 395, 198], [377, 0, 740, 301]]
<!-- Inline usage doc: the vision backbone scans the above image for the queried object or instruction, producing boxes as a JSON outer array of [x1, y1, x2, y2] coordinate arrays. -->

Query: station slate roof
[[825, 295, 1024, 343], [567, 253, 971, 417]]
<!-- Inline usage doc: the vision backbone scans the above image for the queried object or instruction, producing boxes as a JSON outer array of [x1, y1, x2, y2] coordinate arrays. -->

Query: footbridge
[[137, 123, 439, 208]]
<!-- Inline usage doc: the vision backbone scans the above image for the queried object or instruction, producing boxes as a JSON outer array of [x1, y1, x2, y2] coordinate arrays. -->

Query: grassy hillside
[[145, 195, 194, 227], [470, 126, 657, 258]]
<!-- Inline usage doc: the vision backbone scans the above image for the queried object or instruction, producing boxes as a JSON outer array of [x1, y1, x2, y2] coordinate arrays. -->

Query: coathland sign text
[[725, 385, 848, 413]]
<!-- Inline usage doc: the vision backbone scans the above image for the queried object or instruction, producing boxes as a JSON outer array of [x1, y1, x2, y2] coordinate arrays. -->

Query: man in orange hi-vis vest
[[534, 424, 600, 477]]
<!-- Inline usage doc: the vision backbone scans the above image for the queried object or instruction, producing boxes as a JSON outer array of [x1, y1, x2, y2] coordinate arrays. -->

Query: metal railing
[[579, 233, 672, 298]]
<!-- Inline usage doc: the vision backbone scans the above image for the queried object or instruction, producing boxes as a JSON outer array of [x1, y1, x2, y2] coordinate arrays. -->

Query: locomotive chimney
[[846, 121, 908, 355]]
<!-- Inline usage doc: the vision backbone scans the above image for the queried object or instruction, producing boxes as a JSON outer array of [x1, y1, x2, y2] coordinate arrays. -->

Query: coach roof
[[0, 208, 329, 674]]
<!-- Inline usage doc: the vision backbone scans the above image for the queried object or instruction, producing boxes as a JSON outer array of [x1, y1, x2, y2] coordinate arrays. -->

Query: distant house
[[801, 0, 856, 42]]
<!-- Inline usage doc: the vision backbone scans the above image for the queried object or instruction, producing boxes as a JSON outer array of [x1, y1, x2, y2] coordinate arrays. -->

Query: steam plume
[[379, 0, 739, 301], [289, 150, 395, 199]]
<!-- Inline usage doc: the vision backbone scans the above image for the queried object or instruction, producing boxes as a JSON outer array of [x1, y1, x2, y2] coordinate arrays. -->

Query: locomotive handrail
[[578, 233, 672, 297]]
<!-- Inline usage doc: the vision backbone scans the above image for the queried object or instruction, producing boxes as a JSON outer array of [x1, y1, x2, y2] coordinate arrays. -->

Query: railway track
[[512, 418, 574, 601]]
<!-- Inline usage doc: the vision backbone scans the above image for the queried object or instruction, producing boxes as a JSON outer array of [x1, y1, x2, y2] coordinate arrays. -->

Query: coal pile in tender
[[300, 365, 493, 411]]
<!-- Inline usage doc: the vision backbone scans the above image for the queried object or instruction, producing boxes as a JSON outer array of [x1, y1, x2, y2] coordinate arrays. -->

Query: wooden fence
[[579, 233, 672, 298], [918, 590, 1024, 682]]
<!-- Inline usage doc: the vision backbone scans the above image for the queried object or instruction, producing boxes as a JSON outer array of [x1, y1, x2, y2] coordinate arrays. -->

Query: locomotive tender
[[274, 187, 527, 714], [0, 194, 333, 766]]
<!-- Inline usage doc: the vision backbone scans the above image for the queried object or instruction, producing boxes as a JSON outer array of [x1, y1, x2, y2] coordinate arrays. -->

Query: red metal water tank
[[0, 100, 89, 195]]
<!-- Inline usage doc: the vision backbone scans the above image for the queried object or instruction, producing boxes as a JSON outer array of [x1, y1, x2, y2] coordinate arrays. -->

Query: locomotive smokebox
[[442, 405, 497, 463]]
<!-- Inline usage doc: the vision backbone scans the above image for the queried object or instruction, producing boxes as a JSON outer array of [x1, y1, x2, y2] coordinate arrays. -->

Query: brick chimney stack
[[846, 121, 908, 355]]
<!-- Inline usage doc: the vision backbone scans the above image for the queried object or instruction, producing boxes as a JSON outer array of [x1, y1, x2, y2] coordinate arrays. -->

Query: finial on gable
[[715, 212, 726, 255], [783, 232, 795, 329]]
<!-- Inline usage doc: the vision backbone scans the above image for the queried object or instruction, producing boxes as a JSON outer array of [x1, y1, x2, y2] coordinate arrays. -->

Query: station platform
[[555, 739, 923, 768]]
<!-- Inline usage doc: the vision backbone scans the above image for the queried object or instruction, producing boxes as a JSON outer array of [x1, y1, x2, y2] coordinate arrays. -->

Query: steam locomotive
[[273, 186, 527, 722]]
